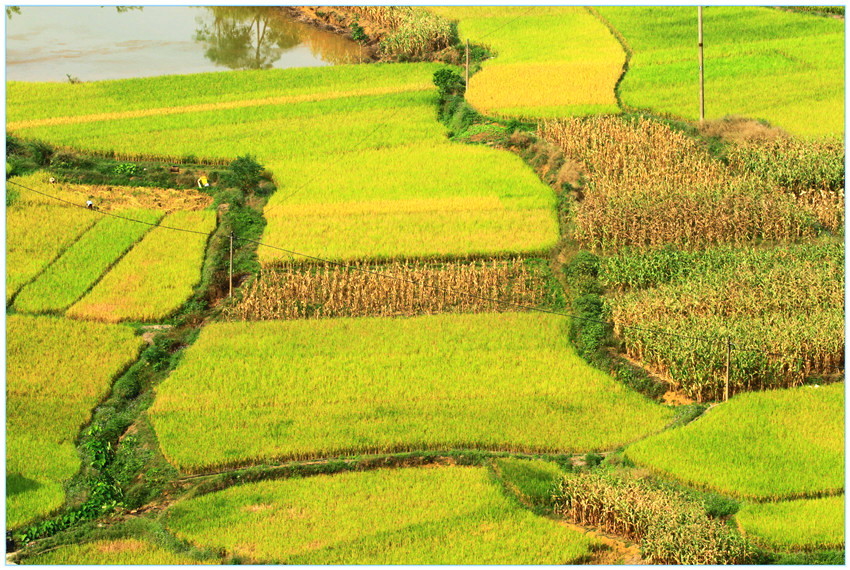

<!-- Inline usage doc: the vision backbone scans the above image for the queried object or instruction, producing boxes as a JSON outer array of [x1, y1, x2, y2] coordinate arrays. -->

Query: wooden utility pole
[[465, 38, 470, 91], [698, 6, 705, 123], [724, 336, 731, 402], [229, 231, 234, 298]]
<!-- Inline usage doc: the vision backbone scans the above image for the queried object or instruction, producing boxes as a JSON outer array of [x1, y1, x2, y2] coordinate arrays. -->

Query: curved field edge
[[163, 465, 598, 564], [148, 312, 673, 473], [624, 383, 844, 500], [736, 495, 845, 551], [429, 7, 624, 119], [6, 315, 146, 529], [19, 539, 214, 565], [596, 6, 844, 137]]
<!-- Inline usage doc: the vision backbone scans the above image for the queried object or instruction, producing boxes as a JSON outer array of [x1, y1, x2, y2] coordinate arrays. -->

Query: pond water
[[6, 6, 363, 82]]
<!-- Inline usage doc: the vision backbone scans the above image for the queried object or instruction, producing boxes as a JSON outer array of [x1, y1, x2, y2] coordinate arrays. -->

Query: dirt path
[[560, 521, 644, 564]]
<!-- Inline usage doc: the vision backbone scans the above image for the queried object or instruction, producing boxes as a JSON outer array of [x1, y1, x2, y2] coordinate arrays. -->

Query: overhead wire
[[7, 179, 809, 358]]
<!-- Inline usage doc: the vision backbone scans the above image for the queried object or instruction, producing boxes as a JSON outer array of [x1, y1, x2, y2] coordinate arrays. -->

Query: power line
[[476, 7, 538, 41], [9, 179, 818, 361]]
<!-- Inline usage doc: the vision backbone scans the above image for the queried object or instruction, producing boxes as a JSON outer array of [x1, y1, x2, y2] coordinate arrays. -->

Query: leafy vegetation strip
[[228, 258, 553, 320], [21, 539, 212, 565], [164, 466, 598, 564], [149, 312, 673, 473], [625, 383, 844, 500], [6, 315, 144, 530]]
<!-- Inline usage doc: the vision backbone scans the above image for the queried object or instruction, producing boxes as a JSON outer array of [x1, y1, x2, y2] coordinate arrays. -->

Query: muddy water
[[6, 6, 361, 82]]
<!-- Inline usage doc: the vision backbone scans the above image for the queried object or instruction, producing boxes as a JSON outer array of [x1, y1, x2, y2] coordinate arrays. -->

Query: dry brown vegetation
[[540, 116, 841, 250], [227, 259, 548, 320]]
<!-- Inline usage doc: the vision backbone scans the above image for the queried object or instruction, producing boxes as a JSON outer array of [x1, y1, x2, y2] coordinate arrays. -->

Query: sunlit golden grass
[[431, 7, 624, 118], [6, 203, 97, 303], [14, 210, 163, 314], [164, 466, 599, 564], [596, 6, 844, 137], [6, 315, 144, 529], [7, 171, 212, 212], [21, 539, 213, 565], [7, 63, 439, 123], [67, 210, 216, 323], [736, 495, 845, 550], [625, 383, 844, 500], [149, 312, 673, 473]]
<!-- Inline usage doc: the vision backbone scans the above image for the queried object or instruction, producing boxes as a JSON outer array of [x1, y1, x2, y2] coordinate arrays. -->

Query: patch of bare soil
[[140, 324, 173, 345]]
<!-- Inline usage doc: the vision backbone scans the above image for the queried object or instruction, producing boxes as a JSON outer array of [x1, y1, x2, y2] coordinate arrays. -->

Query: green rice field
[[596, 6, 844, 137], [164, 466, 598, 564], [6, 315, 144, 529], [625, 383, 844, 500], [736, 495, 845, 551], [430, 6, 624, 118], [149, 312, 673, 473], [21, 539, 213, 565], [7, 63, 559, 263], [66, 210, 216, 323], [13, 210, 162, 314]]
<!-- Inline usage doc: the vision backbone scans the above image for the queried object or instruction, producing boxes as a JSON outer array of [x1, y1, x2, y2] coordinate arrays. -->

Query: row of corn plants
[[227, 258, 548, 320], [601, 243, 843, 400], [554, 470, 754, 564], [343, 7, 457, 60], [540, 116, 843, 250]]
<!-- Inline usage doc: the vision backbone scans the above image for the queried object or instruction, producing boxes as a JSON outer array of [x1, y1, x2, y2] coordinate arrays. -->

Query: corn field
[[540, 116, 840, 250], [554, 471, 754, 564], [341, 7, 456, 59], [604, 243, 844, 401], [228, 259, 547, 320]]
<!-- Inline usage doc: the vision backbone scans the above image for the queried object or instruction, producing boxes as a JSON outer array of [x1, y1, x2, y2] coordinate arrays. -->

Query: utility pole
[[698, 6, 705, 123], [724, 337, 731, 402], [229, 231, 234, 298], [465, 38, 470, 92]]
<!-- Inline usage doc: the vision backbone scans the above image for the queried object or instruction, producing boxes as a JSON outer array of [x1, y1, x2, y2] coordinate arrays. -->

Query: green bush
[[222, 155, 264, 192], [433, 68, 465, 97]]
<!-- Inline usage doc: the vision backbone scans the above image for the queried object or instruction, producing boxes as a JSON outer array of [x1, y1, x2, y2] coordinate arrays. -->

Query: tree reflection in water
[[194, 7, 360, 70]]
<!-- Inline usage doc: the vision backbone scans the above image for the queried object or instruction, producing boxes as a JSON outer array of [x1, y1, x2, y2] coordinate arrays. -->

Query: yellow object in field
[[197, 176, 209, 188]]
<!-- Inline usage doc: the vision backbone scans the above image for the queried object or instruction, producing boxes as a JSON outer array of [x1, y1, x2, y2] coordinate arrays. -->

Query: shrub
[[433, 68, 465, 98]]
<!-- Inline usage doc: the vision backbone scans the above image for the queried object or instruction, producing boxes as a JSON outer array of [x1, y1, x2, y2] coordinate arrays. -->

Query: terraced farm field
[[164, 466, 598, 564], [13, 210, 163, 314], [7, 63, 559, 262], [625, 383, 844, 500], [149, 312, 673, 473], [596, 6, 844, 137], [736, 495, 845, 551], [21, 539, 215, 565], [6, 315, 144, 529], [430, 6, 624, 118]]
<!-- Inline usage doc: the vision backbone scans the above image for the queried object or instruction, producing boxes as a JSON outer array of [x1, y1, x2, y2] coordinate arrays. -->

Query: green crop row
[[7, 63, 439, 123], [6, 315, 144, 529], [149, 312, 673, 473], [13, 210, 163, 314], [604, 243, 843, 400], [431, 7, 623, 118], [21, 539, 212, 566], [164, 466, 598, 564], [736, 495, 845, 551], [67, 210, 216, 323], [596, 6, 844, 137], [625, 382, 844, 500]]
